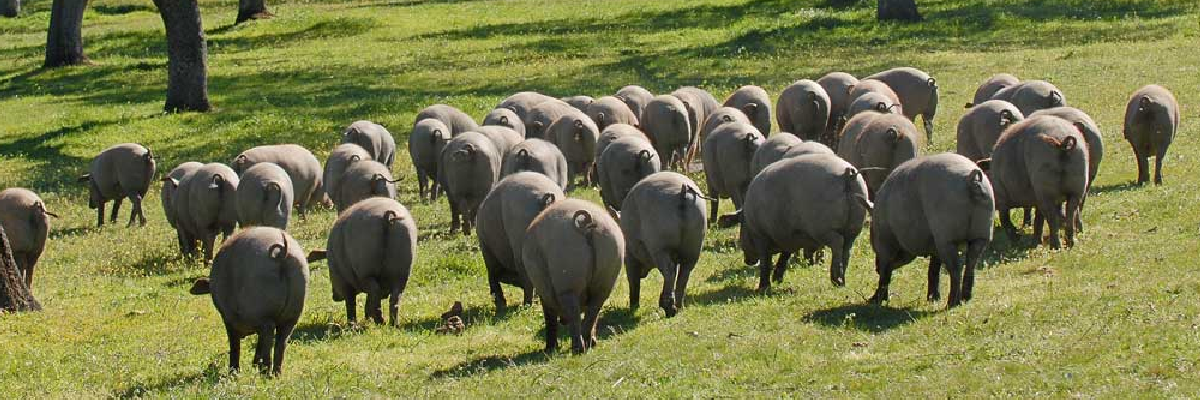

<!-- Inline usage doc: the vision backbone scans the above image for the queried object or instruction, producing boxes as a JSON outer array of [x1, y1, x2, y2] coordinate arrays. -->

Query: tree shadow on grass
[[803, 303, 935, 332]]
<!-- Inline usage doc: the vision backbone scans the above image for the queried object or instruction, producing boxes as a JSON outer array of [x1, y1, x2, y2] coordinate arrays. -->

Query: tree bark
[[44, 0, 90, 67], [878, 0, 922, 22], [1, 0, 20, 18], [154, 0, 211, 112], [0, 226, 42, 313], [236, 0, 271, 24]]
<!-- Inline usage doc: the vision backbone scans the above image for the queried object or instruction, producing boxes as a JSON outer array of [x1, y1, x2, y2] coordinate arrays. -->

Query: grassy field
[[2, 0, 1200, 396]]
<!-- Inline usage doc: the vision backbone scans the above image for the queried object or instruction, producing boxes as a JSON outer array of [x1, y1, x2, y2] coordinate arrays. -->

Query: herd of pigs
[[0, 67, 1182, 375]]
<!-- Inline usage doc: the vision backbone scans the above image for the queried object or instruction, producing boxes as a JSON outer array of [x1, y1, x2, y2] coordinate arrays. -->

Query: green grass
[[2, 0, 1200, 396]]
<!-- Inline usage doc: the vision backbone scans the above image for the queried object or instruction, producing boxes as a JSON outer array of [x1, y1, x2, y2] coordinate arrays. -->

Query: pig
[[341, 120, 396, 168], [988, 80, 1066, 117], [597, 136, 661, 211], [0, 188, 58, 286], [231, 144, 323, 217], [585, 96, 641, 132], [836, 113, 923, 198], [1123, 84, 1180, 185], [750, 132, 803, 176], [868, 154, 995, 308], [438, 132, 502, 235], [986, 115, 1089, 249], [614, 85, 654, 118], [956, 100, 1024, 161], [483, 107, 527, 137], [310, 197, 416, 326], [561, 95, 595, 111], [865, 67, 940, 141], [175, 163, 240, 262], [640, 95, 692, 169], [702, 122, 763, 226], [740, 153, 872, 291], [408, 119, 451, 200], [475, 172, 564, 313], [190, 227, 309, 375], [525, 100, 575, 140], [522, 198, 624, 353], [163, 162, 204, 255], [970, 73, 1020, 106], [332, 160, 397, 212], [694, 107, 752, 161], [497, 91, 558, 121], [324, 143, 372, 201], [776, 80, 831, 143], [236, 162, 294, 230], [415, 103, 479, 135], [845, 91, 900, 121], [547, 111, 601, 188], [501, 138, 570, 189], [474, 125, 524, 156], [619, 172, 707, 317], [79, 143, 156, 227], [817, 72, 859, 135], [723, 85, 773, 135]]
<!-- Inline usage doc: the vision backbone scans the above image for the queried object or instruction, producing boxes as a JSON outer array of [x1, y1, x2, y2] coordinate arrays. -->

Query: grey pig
[[438, 132, 502, 235], [163, 162, 204, 255], [817, 72, 859, 135], [845, 91, 900, 121], [501, 138, 570, 189], [175, 163, 240, 262], [497, 91, 558, 121], [236, 162, 294, 230], [547, 110, 601, 189], [865, 67, 940, 141], [79, 143, 156, 227], [702, 122, 763, 226], [615, 85, 654, 119], [956, 100, 1024, 161], [524, 99, 575, 140], [474, 125, 524, 156], [0, 188, 58, 286], [776, 79, 831, 143], [332, 160, 397, 212], [1123, 84, 1180, 185], [619, 172, 707, 317], [847, 79, 903, 115], [723, 85, 773, 135], [475, 172, 564, 313], [415, 103, 479, 136], [190, 227, 309, 375], [585, 96, 641, 132], [408, 119, 451, 200], [836, 113, 923, 198], [970, 73, 1020, 107], [561, 95, 595, 111], [597, 135, 661, 211], [522, 198, 624, 354], [985, 115, 1089, 249], [641, 95, 692, 169], [740, 153, 872, 290], [988, 80, 1066, 117], [695, 107, 751, 161], [324, 143, 372, 201], [749, 132, 803, 177], [868, 153, 994, 308], [342, 120, 396, 168], [309, 197, 416, 326], [231, 144, 323, 217], [483, 107, 527, 137]]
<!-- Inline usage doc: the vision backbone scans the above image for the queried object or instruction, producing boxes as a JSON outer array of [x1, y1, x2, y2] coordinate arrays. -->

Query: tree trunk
[[44, 0, 90, 67], [154, 0, 211, 112], [877, 0, 922, 22], [1, 0, 20, 18], [0, 226, 42, 313], [236, 0, 271, 24]]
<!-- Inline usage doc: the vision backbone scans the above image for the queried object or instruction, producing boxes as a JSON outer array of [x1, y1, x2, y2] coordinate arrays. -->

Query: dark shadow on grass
[[112, 363, 223, 397], [349, 0, 490, 9], [981, 223, 1041, 266], [48, 225, 102, 239], [401, 302, 510, 332], [803, 303, 934, 332], [688, 284, 763, 306], [93, 4, 157, 15], [124, 252, 189, 276], [430, 348, 551, 378], [1090, 182, 1142, 194], [290, 320, 357, 343]]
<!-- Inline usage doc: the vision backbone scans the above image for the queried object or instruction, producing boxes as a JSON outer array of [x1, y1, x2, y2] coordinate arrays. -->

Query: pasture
[[1, 0, 1199, 396]]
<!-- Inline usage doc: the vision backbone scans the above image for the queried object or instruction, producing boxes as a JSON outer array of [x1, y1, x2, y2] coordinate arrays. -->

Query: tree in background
[[237, 0, 272, 24], [44, 0, 91, 67], [1, 0, 20, 18], [153, 0, 212, 112], [0, 227, 41, 313], [878, 0, 922, 22]]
